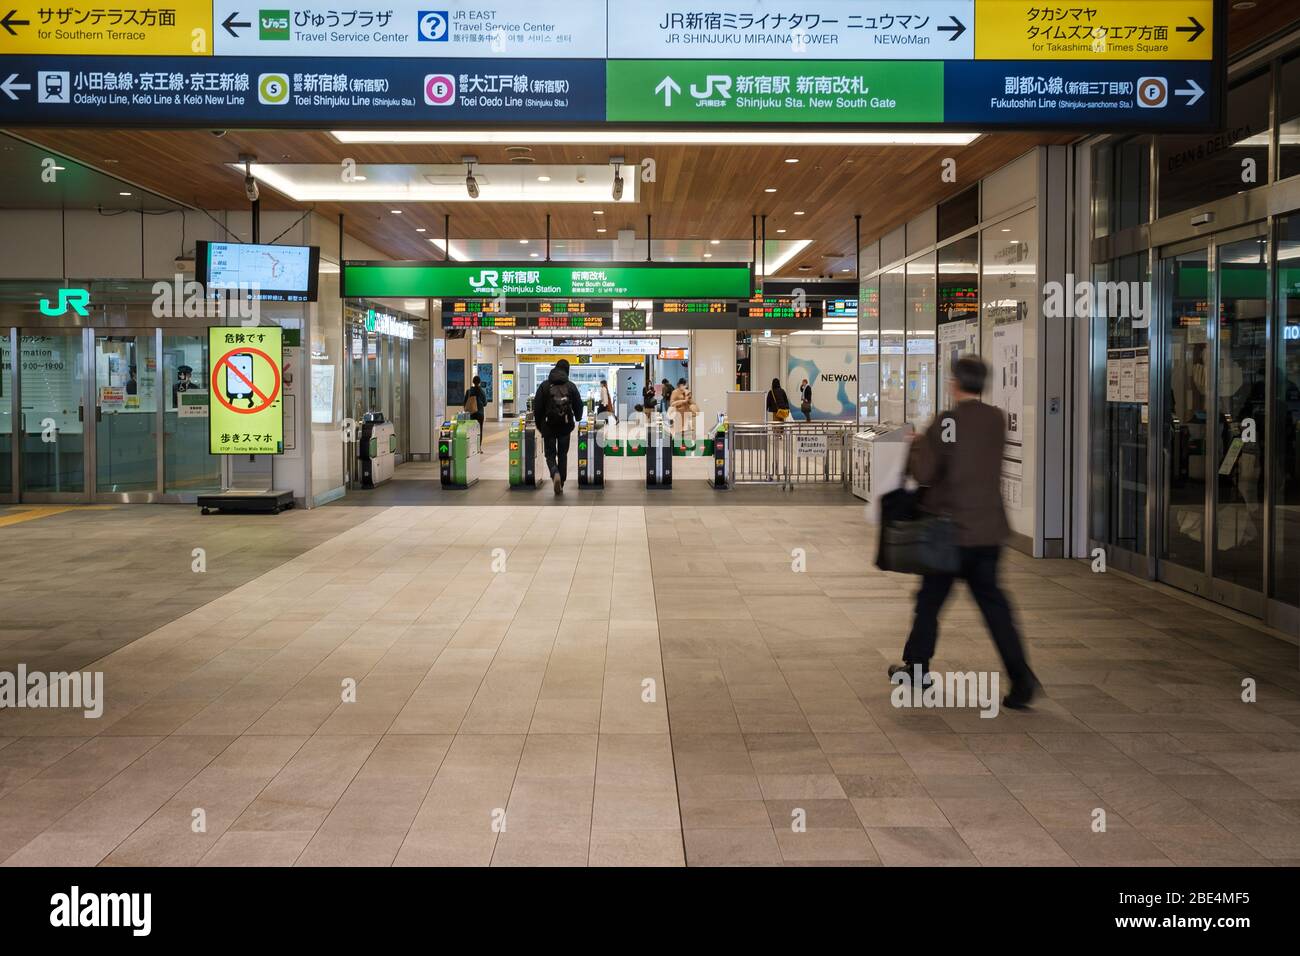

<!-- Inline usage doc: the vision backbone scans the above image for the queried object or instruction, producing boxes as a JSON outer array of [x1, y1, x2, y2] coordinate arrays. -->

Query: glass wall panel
[[1092, 135, 1151, 238], [937, 186, 978, 243], [858, 274, 880, 423], [164, 333, 220, 493], [1274, 215, 1300, 605], [905, 253, 936, 426], [1279, 55, 1300, 182], [981, 209, 1037, 536], [20, 332, 85, 493], [1158, 71, 1271, 218], [1161, 248, 1211, 572], [879, 264, 905, 423], [1093, 254, 1150, 554], [936, 234, 980, 405], [1214, 236, 1269, 593], [0, 331, 11, 495]]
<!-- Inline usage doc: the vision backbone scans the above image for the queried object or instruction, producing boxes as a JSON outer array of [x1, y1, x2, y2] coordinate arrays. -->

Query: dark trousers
[[543, 431, 571, 482], [472, 413, 485, 450], [903, 545, 1033, 686]]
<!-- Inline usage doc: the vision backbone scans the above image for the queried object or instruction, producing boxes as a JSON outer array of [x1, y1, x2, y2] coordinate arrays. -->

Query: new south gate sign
[[0, 0, 1223, 129]]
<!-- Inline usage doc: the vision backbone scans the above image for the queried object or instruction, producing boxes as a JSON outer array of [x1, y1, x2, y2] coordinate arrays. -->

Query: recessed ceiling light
[[1001, 228, 1011, 232], [764, 187, 777, 193], [777, 228, 787, 234], [391, 209, 402, 214], [793, 210, 805, 216], [710, 239, 720, 245], [119, 191, 132, 196], [840, 268, 852, 273], [593, 210, 604, 215], [784, 158, 799, 164], [530, 252, 539, 257], [519, 239, 529, 244], [415, 227, 426, 233], [537, 175, 551, 182], [597, 228, 607, 233]]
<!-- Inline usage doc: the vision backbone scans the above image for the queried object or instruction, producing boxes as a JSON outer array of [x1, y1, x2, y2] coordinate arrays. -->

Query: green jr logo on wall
[[38, 288, 90, 317]]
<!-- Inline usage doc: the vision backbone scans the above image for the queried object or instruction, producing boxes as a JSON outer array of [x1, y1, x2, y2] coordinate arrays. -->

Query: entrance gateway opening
[[6, 3, 1297, 632]]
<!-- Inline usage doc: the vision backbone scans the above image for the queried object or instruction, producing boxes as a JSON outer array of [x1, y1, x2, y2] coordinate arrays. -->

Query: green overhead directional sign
[[342, 261, 754, 300]]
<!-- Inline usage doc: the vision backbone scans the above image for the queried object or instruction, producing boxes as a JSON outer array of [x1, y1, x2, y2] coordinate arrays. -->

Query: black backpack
[[544, 381, 573, 431]]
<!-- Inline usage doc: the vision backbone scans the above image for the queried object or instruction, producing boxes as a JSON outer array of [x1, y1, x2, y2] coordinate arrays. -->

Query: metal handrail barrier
[[725, 420, 857, 490]]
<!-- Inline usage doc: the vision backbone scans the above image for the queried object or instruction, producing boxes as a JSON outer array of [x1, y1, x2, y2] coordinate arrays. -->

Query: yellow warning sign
[[0, 2, 214, 56], [208, 326, 284, 455], [976, 0, 1214, 61]]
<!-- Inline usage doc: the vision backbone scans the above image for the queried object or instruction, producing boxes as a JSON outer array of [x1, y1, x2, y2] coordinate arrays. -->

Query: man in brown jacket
[[888, 356, 1038, 709]]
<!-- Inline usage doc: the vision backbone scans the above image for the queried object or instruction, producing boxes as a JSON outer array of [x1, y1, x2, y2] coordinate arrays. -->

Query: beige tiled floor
[[2, 500, 1300, 866]]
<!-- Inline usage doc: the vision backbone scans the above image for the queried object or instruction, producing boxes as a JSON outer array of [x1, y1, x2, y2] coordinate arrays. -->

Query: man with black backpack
[[533, 358, 584, 495]]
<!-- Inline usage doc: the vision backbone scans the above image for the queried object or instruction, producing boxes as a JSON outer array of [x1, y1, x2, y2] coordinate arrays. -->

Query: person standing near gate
[[887, 356, 1039, 709], [533, 358, 584, 495], [464, 375, 487, 451], [798, 378, 813, 421]]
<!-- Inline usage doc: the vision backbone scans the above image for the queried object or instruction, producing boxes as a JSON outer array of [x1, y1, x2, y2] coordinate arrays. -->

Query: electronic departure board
[[739, 297, 822, 321], [659, 300, 735, 315], [441, 299, 613, 330], [826, 299, 859, 318]]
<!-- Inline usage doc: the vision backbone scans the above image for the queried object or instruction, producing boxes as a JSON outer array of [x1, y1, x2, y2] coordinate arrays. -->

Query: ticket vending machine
[[509, 415, 541, 490], [646, 421, 672, 489], [439, 417, 481, 489], [708, 417, 729, 490], [358, 412, 397, 488], [577, 420, 604, 489]]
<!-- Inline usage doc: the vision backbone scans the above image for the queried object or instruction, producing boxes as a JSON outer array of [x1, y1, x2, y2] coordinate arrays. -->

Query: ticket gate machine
[[577, 419, 604, 489], [646, 421, 672, 489], [708, 417, 729, 490], [438, 416, 481, 489], [509, 415, 541, 489], [358, 412, 397, 488]]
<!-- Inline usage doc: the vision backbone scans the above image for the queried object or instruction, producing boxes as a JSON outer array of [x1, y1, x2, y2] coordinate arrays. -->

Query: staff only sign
[[208, 326, 284, 455]]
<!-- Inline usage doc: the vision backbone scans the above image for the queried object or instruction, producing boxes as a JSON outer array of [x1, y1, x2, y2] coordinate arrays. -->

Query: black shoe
[[1003, 676, 1039, 710], [552, 472, 562, 495], [888, 662, 932, 688]]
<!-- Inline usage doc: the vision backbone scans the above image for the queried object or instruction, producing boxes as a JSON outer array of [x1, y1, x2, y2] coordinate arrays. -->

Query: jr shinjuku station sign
[[0, 0, 1221, 128]]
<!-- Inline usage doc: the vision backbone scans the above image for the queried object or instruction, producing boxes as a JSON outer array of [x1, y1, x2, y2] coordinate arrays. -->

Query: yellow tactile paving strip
[[0, 505, 115, 528]]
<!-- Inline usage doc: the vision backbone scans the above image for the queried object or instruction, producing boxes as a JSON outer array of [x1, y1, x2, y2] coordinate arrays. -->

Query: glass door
[[1157, 227, 1269, 616], [93, 330, 160, 497], [1212, 234, 1268, 613], [18, 328, 89, 501]]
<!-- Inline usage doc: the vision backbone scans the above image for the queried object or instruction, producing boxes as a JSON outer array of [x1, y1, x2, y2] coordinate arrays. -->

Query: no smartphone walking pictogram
[[213, 346, 281, 414]]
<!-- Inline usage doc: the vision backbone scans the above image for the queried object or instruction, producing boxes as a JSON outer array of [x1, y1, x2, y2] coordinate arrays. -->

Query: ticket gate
[[646, 421, 672, 489], [708, 418, 729, 490], [358, 412, 397, 488], [577, 420, 604, 489], [509, 416, 541, 489], [438, 416, 481, 489]]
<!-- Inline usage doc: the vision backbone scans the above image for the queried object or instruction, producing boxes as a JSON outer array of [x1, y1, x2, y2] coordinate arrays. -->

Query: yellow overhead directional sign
[[0, 1, 214, 56], [976, 0, 1215, 61]]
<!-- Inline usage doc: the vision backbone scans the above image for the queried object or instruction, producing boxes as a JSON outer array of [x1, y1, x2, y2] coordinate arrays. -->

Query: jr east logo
[[418, 11, 449, 41]]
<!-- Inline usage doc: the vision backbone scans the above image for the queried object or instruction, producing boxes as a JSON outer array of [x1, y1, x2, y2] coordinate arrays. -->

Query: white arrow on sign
[[1175, 78, 1205, 107], [0, 73, 30, 100], [655, 76, 680, 107]]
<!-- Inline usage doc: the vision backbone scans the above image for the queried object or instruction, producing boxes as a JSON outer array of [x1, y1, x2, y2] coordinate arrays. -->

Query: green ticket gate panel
[[646, 422, 672, 490], [509, 418, 541, 489], [438, 418, 481, 489], [577, 421, 604, 489], [708, 420, 729, 490]]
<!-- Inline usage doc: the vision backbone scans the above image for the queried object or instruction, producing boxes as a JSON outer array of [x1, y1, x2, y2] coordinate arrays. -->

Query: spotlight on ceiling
[[610, 155, 625, 201], [462, 154, 480, 199]]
